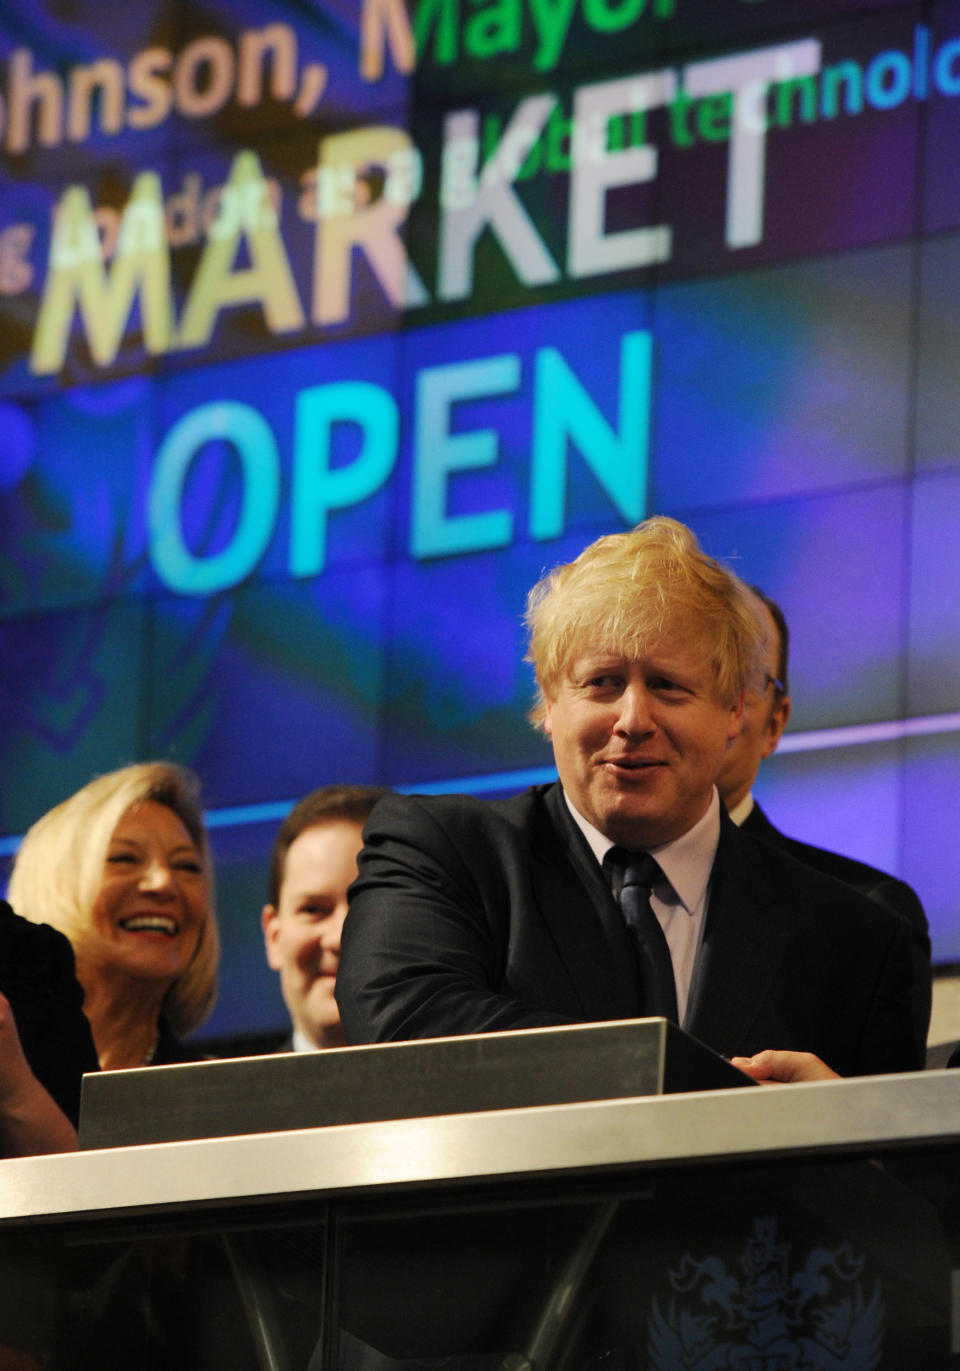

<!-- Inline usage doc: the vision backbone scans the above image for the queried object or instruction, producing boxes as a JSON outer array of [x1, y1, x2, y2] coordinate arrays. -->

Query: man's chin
[[304, 998, 341, 1031], [597, 801, 673, 849]]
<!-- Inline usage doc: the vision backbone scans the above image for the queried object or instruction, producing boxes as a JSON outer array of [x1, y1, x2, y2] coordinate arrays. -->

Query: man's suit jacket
[[739, 801, 931, 1057], [337, 785, 919, 1077], [0, 899, 99, 1124]]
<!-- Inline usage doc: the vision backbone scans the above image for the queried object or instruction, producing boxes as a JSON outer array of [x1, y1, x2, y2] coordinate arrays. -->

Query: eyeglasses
[[764, 674, 785, 695]]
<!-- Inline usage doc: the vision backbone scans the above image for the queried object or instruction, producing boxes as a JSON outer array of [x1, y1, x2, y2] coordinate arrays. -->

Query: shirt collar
[[563, 787, 721, 917], [726, 791, 755, 827]]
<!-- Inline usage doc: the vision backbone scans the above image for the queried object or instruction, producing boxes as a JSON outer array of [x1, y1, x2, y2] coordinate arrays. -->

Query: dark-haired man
[[262, 785, 389, 1051], [716, 588, 931, 1058]]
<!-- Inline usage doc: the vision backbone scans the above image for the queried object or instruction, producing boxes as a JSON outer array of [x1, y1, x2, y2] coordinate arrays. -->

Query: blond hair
[[7, 762, 218, 1037], [525, 516, 766, 727]]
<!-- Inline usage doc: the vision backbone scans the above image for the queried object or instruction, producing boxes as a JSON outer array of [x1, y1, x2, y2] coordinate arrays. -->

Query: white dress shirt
[[726, 791, 754, 827], [292, 1027, 321, 1053], [563, 788, 721, 1028]]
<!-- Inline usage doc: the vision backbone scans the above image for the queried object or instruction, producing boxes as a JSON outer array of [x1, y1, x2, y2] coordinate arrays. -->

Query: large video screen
[[2, 0, 959, 1041]]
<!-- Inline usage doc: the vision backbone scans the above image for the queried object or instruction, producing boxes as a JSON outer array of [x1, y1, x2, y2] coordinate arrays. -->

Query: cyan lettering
[[412, 354, 520, 558], [290, 381, 399, 577], [530, 330, 650, 539], [148, 401, 280, 595], [865, 49, 912, 110]]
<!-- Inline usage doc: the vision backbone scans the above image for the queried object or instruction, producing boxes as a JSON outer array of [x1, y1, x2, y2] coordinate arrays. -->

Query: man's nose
[[322, 904, 349, 952], [614, 683, 654, 735]]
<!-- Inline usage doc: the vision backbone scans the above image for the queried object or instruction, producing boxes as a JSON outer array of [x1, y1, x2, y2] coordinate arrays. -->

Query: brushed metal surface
[[2, 1069, 958, 1228], [79, 1019, 748, 1149]]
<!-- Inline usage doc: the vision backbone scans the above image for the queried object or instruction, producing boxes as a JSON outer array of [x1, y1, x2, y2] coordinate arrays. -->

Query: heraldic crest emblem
[[648, 1214, 883, 1370]]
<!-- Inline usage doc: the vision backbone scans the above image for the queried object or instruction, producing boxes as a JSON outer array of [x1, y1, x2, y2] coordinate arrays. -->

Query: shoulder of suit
[[771, 832, 923, 916], [731, 819, 909, 935], [369, 784, 553, 834], [744, 808, 923, 913]]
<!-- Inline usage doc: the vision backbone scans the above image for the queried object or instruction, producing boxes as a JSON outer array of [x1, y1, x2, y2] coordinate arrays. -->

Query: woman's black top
[[0, 898, 99, 1125]]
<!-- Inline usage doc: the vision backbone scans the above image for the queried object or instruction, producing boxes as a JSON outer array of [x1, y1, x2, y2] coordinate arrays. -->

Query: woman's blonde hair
[[525, 516, 766, 728], [7, 762, 218, 1037]]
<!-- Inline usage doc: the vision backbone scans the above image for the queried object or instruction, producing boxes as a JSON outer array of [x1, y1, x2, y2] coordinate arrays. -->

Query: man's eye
[[649, 676, 682, 692], [586, 674, 620, 688]]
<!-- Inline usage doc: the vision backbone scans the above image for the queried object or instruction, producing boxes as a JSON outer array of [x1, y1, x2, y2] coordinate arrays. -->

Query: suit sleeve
[[336, 796, 578, 1044], [866, 876, 931, 1063], [850, 908, 922, 1078]]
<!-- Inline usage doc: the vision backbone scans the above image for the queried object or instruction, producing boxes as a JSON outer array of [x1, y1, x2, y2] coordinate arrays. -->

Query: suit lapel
[[529, 786, 641, 1020], [741, 801, 782, 844], [686, 813, 790, 1051]]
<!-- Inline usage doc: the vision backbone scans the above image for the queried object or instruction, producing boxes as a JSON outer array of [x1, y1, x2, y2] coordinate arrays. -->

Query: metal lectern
[[0, 1022, 955, 1369]]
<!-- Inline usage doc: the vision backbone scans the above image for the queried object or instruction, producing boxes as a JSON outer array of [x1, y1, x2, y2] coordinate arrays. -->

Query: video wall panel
[[651, 245, 915, 509], [691, 482, 911, 731], [3, 0, 960, 1042]]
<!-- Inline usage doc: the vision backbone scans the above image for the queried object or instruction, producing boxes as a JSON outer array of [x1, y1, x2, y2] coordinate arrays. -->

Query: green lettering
[[528, 0, 578, 73], [464, 0, 521, 61], [517, 130, 543, 179], [482, 113, 504, 164], [608, 109, 648, 153], [694, 92, 731, 142], [582, 0, 646, 36], [413, 0, 459, 66], [544, 102, 573, 171], [668, 88, 696, 147], [772, 74, 818, 128]]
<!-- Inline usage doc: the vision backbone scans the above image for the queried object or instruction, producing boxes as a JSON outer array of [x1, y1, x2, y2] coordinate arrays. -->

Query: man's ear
[[543, 695, 554, 737], [763, 694, 792, 759], [727, 691, 746, 741], [261, 905, 283, 970]]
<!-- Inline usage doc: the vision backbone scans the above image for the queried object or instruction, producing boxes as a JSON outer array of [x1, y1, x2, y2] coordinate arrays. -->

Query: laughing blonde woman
[[8, 762, 218, 1070]]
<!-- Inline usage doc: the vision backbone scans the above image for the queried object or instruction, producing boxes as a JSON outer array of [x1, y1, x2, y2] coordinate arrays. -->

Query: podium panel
[[78, 1019, 751, 1149], [0, 1127, 956, 1370], [0, 1028, 958, 1368]]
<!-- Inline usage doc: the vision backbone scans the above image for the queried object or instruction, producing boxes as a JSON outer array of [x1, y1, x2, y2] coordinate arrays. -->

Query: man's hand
[[730, 1049, 841, 1083]]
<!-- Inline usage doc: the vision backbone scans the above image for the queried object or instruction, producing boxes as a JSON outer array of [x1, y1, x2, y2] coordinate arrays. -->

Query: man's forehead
[[753, 599, 781, 665], [566, 625, 715, 672], [282, 820, 361, 876]]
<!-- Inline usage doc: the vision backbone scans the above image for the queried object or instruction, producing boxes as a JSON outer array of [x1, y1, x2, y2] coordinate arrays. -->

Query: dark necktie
[[607, 847, 680, 1023]]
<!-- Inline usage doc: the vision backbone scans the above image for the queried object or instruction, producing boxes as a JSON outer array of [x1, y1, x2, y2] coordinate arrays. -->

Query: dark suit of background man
[[337, 518, 919, 1077], [716, 589, 932, 1060]]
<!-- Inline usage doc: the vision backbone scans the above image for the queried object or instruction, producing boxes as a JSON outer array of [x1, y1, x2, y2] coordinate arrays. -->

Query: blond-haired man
[[337, 519, 918, 1077]]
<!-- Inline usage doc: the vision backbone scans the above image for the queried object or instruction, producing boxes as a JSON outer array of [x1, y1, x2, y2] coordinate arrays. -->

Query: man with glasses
[[717, 587, 931, 1057]]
